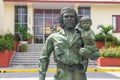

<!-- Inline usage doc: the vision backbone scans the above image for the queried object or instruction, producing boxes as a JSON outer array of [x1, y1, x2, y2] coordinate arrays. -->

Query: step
[[11, 62, 39, 65], [12, 57, 40, 59], [15, 52, 41, 54], [10, 43, 97, 68], [11, 62, 56, 65], [11, 60, 39, 63], [27, 44, 44, 52]]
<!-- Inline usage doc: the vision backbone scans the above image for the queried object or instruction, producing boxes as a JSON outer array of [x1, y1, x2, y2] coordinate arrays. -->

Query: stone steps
[[10, 44, 43, 67], [10, 43, 97, 68], [10, 44, 56, 68]]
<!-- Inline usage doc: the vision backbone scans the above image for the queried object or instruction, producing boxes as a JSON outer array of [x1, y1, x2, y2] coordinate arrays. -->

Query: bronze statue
[[39, 7, 99, 80], [75, 16, 98, 73]]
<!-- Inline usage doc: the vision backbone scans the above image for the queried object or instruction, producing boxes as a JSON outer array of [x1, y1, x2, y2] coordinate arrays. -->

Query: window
[[34, 9, 60, 43], [15, 6, 27, 31], [112, 15, 120, 32], [78, 7, 90, 19]]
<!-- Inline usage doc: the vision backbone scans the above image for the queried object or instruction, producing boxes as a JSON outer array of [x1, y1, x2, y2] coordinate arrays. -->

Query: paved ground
[[0, 64, 120, 80], [0, 72, 120, 80], [0, 59, 120, 80]]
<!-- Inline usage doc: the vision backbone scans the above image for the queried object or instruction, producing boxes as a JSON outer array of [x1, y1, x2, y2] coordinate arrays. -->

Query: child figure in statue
[[75, 16, 98, 73]]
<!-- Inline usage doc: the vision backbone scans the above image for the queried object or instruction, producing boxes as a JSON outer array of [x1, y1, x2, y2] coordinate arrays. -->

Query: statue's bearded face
[[63, 13, 76, 29]]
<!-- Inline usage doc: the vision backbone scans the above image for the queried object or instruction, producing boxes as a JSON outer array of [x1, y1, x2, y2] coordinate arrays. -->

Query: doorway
[[34, 9, 60, 43]]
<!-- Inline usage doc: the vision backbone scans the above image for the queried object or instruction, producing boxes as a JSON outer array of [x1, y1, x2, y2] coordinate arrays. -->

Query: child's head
[[79, 16, 92, 30]]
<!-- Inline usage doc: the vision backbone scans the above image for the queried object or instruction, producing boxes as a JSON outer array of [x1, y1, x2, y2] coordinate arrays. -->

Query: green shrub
[[106, 34, 115, 42], [15, 24, 27, 41], [0, 37, 14, 51], [95, 33, 105, 42], [4, 32, 14, 41], [114, 38, 120, 46], [0, 33, 14, 51], [19, 44, 27, 52], [99, 47, 120, 58], [95, 33, 116, 42], [27, 33, 34, 40]]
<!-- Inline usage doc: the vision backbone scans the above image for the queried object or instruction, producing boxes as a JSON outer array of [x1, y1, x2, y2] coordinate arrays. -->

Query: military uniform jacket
[[39, 29, 99, 75]]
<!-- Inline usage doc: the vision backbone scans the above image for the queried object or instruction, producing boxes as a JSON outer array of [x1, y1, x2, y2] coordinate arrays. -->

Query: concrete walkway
[[0, 65, 120, 80], [0, 72, 120, 80]]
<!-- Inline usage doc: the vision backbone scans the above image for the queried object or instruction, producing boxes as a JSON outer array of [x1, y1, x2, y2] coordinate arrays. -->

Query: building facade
[[1, 0, 120, 43]]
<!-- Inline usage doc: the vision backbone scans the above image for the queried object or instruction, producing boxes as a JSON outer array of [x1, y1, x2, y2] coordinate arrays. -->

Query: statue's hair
[[59, 7, 78, 29]]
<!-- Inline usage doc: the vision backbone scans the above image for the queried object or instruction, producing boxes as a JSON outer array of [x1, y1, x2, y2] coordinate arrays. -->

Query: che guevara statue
[[39, 7, 99, 80]]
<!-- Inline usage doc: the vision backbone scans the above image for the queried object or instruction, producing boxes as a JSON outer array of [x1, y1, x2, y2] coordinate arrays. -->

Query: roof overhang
[[4, 0, 120, 9], [3, 0, 120, 4]]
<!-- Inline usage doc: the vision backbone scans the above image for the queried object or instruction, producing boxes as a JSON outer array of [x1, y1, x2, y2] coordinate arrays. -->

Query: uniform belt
[[57, 64, 80, 70]]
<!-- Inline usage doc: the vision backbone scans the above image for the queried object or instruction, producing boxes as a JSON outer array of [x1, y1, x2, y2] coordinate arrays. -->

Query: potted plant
[[95, 25, 117, 49], [0, 33, 14, 67], [95, 33, 105, 49], [105, 33, 116, 48], [14, 32, 21, 51], [27, 33, 34, 44], [97, 47, 120, 66], [15, 24, 28, 41], [97, 25, 113, 48], [19, 44, 27, 52]]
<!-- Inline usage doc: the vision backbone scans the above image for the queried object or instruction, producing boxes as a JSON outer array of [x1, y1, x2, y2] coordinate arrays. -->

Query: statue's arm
[[39, 36, 54, 80]]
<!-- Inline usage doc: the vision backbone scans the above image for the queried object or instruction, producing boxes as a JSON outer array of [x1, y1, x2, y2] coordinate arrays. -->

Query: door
[[34, 9, 60, 43]]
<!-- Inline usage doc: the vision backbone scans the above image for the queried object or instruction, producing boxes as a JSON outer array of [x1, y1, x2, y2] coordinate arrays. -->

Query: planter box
[[97, 57, 120, 66], [27, 39, 32, 44], [14, 41, 20, 51], [95, 42, 105, 49], [96, 42, 115, 49], [0, 50, 13, 67]]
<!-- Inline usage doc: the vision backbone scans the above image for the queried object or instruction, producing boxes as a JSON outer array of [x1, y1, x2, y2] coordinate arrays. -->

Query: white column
[[0, 0, 4, 34], [27, 3, 33, 34]]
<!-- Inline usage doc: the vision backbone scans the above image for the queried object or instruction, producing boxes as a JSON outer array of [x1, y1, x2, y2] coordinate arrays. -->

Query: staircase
[[10, 44, 96, 68], [10, 44, 56, 68]]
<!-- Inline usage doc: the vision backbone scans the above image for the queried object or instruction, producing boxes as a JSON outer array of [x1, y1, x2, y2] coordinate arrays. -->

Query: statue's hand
[[79, 48, 91, 58]]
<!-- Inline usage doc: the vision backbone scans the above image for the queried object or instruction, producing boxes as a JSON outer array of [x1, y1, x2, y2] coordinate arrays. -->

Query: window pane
[[22, 8, 27, 14], [15, 6, 27, 25], [53, 17, 59, 25], [15, 15, 18, 23], [15, 15, 27, 23], [85, 8, 90, 16], [34, 26, 43, 35], [45, 18, 52, 25], [117, 16, 120, 31], [15, 5, 28, 37], [112, 16, 116, 31], [22, 15, 27, 23], [78, 8, 83, 15], [53, 10, 60, 17], [34, 9, 43, 17], [34, 35, 43, 43], [15, 6, 21, 14], [15, 14, 22, 23], [78, 7, 90, 17], [45, 26, 51, 34], [45, 10, 52, 17], [34, 18, 43, 25]]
